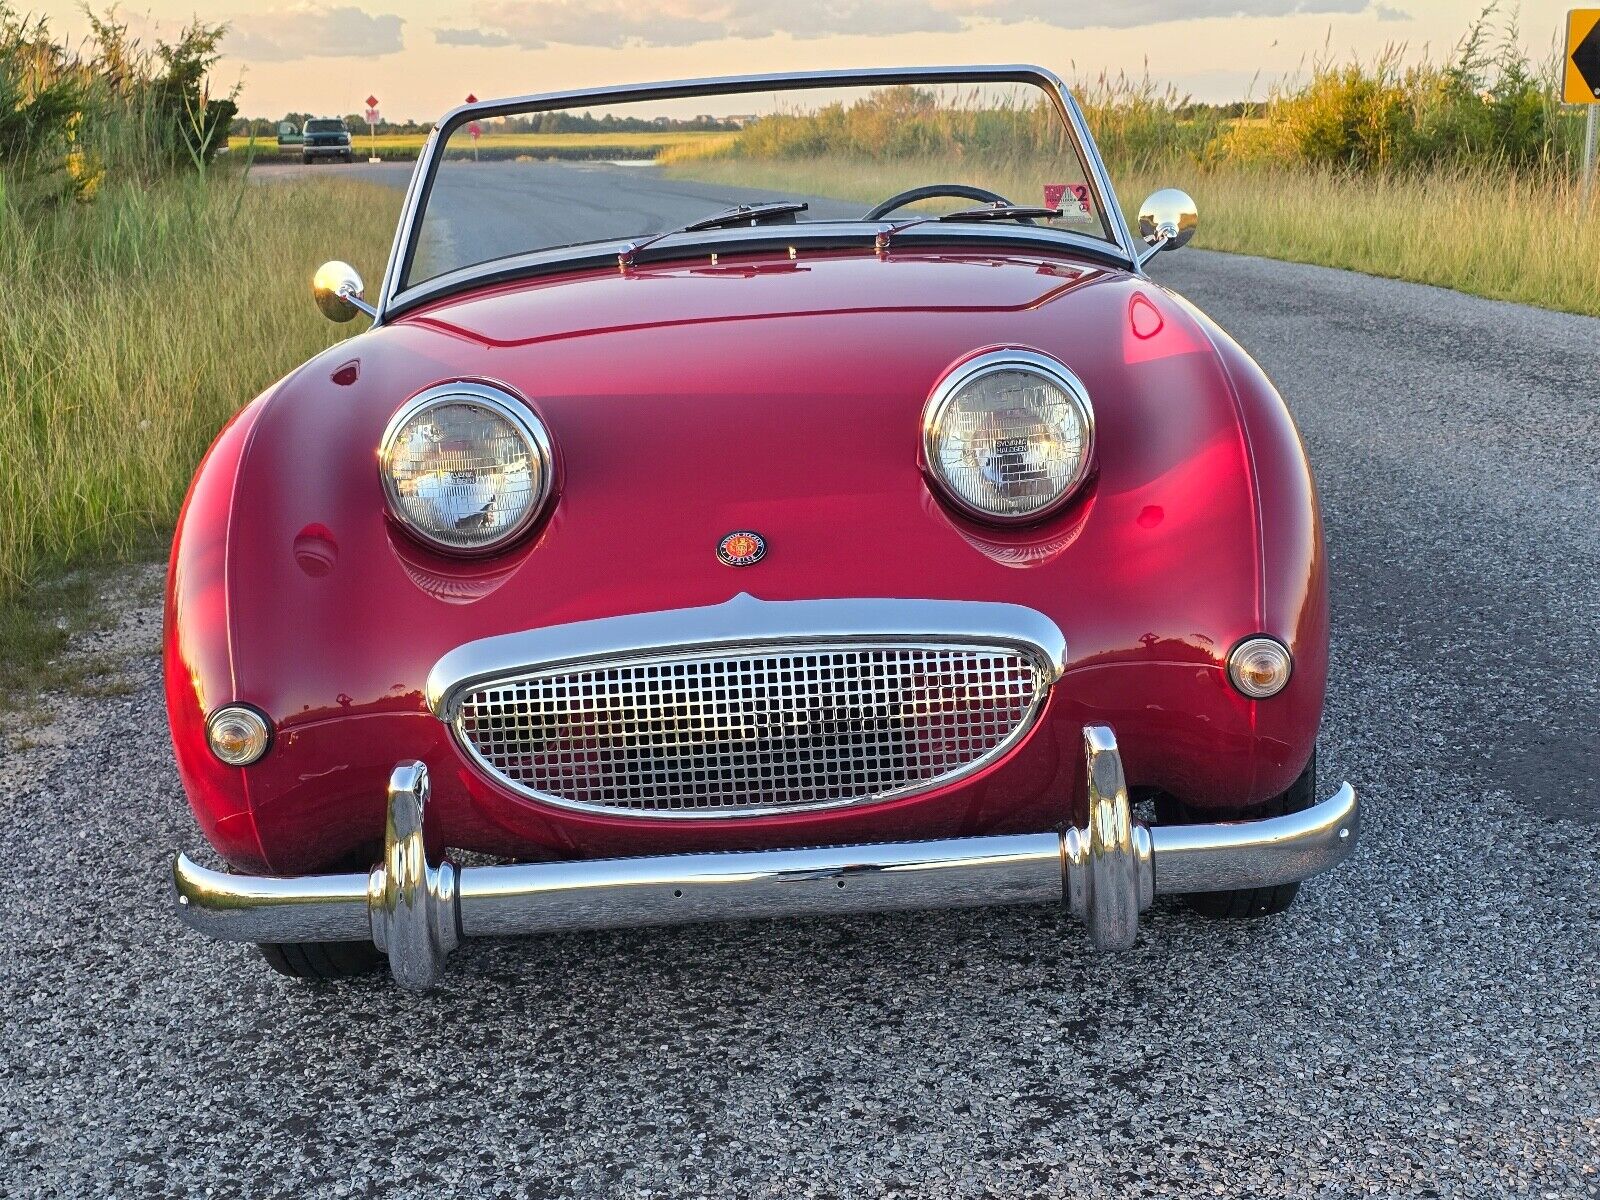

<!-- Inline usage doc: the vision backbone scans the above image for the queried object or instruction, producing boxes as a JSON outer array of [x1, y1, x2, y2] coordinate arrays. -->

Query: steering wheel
[[863, 183, 1018, 222]]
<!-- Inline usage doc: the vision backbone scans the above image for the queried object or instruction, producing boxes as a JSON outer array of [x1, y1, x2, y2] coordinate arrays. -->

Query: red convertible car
[[170, 67, 1358, 988]]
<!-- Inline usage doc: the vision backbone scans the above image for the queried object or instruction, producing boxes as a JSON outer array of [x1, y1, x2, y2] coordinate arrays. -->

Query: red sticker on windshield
[[1045, 183, 1093, 220]]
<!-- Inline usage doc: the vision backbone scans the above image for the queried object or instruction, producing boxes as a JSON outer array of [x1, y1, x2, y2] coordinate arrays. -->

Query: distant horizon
[[235, 90, 1281, 128], [35, 0, 1575, 123]]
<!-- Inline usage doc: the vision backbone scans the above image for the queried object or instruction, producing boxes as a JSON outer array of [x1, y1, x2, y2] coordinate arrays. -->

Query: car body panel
[[166, 247, 1325, 874]]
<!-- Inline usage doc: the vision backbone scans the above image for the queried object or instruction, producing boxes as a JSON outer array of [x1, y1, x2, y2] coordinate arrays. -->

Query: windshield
[[400, 75, 1113, 292], [306, 119, 345, 133]]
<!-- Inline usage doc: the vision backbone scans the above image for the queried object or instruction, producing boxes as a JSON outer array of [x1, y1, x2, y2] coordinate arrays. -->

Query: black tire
[[1161, 750, 1317, 919], [258, 939, 384, 980]]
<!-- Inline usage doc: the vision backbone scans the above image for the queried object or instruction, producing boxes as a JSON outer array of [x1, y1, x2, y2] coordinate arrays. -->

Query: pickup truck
[[300, 118, 353, 164]]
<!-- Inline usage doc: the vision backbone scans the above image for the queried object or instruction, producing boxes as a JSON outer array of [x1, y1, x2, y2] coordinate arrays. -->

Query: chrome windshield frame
[[373, 65, 1136, 324]]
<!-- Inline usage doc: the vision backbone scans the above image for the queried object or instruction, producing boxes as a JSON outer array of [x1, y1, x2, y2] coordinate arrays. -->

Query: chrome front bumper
[[172, 725, 1358, 990]]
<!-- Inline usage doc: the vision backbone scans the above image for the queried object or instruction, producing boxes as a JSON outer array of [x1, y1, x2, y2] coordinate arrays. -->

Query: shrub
[[0, 4, 235, 209], [0, 7, 92, 202], [1412, 9, 1555, 167], [1211, 7, 1561, 173]]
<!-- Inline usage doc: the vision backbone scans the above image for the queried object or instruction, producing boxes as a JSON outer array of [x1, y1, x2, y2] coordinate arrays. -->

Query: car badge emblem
[[717, 530, 766, 567]]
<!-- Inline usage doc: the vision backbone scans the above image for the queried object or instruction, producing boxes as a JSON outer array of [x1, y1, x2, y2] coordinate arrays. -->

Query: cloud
[[987, 0, 1369, 27], [226, 4, 404, 62], [1371, 4, 1411, 20], [451, 0, 1369, 50], [453, 0, 722, 49], [434, 27, 517, 46]]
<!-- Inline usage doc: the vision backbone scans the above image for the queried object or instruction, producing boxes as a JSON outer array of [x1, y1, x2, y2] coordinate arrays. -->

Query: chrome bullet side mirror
[[1136, 189, 1198, 257], [313, 260, 374, 322]]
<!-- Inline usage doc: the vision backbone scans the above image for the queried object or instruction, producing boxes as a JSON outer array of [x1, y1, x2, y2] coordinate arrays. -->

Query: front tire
[[1160, 750, 1318, 919], [258, 940, 384, 980]]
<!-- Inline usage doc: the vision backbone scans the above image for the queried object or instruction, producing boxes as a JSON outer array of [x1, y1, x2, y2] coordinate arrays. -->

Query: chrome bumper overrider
[[172, 726, 1358, 990]]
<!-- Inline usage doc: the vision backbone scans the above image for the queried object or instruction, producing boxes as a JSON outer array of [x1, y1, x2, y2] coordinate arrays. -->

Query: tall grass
[[1127, 163, 1598, 312], [0, 175, 398, 603]]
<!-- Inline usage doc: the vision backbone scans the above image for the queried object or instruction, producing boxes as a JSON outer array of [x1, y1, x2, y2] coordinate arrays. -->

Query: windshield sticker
[[1044, 183, 1094, 221]]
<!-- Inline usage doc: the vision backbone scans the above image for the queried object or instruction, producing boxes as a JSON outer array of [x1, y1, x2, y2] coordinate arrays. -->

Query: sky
[[36, 0, 1578, 121]]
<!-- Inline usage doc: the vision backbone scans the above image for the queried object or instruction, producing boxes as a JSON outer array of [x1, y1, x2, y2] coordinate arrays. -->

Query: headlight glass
[[923, 351, 1094, 522], [380, 383, 552, 553]]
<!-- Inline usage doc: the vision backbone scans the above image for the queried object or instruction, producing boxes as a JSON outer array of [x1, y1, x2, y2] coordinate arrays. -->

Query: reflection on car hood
[[403, 251, 1103, 348]]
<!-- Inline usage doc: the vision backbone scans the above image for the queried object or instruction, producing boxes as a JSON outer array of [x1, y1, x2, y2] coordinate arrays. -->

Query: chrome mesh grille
[[455, 643, 1045, 817]]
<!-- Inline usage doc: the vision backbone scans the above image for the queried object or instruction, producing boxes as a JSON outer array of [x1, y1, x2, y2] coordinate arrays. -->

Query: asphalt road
[[4, 164, 1598, 1197], [261, 159, 865, 281]]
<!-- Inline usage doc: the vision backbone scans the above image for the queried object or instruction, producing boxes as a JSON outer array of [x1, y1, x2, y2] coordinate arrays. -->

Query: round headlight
[[206, 704, 272, 766], [922, 350, 1095, 523], [380, 382, 553, 554], [1228, 636, 1293, 699]]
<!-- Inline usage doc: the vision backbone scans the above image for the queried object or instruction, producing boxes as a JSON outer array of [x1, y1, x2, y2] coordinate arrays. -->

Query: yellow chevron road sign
[[1567, 9, 1600, 102]]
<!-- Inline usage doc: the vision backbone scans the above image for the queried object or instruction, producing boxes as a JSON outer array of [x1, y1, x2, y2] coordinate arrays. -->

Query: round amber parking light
[[206, 705, 273, 766], [1227, 637, 1293, 699]]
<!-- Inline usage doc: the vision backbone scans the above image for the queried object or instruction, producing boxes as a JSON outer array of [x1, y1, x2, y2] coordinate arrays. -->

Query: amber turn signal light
[[1227, 637, 1293, 699], [206, 705, 273, 766]]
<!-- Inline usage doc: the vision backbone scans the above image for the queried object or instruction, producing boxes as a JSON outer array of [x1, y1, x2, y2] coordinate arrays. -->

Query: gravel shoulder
[[2, 244, 1597, 1198]]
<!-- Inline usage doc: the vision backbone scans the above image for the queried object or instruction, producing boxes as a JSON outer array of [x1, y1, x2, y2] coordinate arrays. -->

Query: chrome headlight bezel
[[379, 380, 554, 556], [921, 348, 1096, 525]]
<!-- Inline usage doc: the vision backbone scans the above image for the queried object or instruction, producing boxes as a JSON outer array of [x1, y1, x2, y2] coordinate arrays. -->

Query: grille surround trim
[[428, 595, 1067, 822]]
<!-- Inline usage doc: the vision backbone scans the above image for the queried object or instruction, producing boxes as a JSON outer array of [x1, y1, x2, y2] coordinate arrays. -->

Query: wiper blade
[[682, 201, 809, 231], [873, 202, 1065, 251], [620, 201, 810, 268], [936, 204, 1062, 223]]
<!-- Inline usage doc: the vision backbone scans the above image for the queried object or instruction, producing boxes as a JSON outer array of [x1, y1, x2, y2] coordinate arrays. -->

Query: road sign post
[[1587, 107, 1599, 198], [365, 95, 381, 164], [1566, 9, 1600, 198], [465, 95, 481, 163]]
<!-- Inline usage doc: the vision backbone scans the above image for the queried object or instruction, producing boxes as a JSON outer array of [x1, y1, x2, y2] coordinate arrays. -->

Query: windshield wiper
[[936, 204, 1062, 223], [619, 202, 810, 268], [874, 203, 1065, 251], [682, 201, 808, 231]]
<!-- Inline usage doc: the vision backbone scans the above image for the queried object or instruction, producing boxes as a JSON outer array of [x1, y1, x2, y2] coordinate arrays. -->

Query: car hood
[[404, 250, 1105, 346]]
